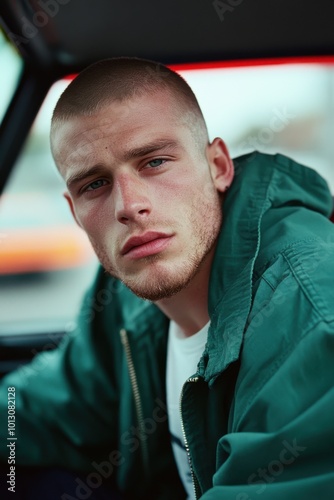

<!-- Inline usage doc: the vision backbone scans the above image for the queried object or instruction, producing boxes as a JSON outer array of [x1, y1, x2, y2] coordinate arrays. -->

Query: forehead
[[52, 91, 190, 171]]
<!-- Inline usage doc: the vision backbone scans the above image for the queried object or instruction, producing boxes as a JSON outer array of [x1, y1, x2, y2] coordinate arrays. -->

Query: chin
[[124, 281, 187, 301], [120, 261, 196, 301]]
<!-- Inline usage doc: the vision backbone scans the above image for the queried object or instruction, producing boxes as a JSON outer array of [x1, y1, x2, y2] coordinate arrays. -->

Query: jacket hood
[[202, 152, 333, 384]]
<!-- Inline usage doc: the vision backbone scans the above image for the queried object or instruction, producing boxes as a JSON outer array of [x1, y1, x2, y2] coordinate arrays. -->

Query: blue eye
[[148, 159, 164, 168], [86, 180, 107, 191]]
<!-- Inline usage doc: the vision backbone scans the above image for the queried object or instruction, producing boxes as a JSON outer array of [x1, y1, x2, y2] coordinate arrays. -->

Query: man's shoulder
[[253, 158, 334, 322], [252, 232, 334, 328], [234, 233, 334, 430]]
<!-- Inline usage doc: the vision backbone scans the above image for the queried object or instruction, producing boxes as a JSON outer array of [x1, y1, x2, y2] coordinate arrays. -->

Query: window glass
[[181, 63, 334, 192], [0, 79, 98, 334], [0, 62, 333, 335]]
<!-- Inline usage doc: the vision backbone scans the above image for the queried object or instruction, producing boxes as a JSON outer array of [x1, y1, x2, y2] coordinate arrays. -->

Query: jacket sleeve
[[0, 267, 123, 472], [201, 251, 334, 499], [202, 323, 334, 498]]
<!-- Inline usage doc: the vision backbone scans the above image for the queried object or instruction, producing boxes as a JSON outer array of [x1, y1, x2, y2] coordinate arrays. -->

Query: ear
[[63, 192, 82, 228], [206, 138, 234, 193]]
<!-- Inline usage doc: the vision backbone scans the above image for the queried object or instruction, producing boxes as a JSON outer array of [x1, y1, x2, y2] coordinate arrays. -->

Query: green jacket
[[1, 152, 334, 499]]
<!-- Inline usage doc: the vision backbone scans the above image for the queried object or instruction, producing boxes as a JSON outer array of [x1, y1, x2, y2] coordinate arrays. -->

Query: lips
[[121, 231, 173, 258]]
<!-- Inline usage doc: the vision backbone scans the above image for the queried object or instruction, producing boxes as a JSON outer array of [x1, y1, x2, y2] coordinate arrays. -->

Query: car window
[[181, 63, 334, 192], [0, 77, 99, 335], [0, 61, 333, 335]]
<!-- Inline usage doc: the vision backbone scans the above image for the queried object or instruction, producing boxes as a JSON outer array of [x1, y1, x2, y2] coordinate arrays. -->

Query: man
[[1, 57, 334, 499]]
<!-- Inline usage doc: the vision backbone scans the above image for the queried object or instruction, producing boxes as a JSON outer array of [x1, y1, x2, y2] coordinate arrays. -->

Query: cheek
[[74, 199, 113, 237], [182, 172, 216, 208], [156, 166, 201, 200]]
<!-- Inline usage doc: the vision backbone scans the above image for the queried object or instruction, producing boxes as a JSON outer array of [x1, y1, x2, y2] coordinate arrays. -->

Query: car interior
[[0, 0, 334, 378]]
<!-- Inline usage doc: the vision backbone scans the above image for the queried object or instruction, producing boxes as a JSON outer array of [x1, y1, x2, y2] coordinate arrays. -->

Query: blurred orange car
[[0, 191, 95, 275]]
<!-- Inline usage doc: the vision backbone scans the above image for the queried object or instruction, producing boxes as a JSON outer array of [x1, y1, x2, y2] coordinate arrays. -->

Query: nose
[[114, 173, 152, 224]]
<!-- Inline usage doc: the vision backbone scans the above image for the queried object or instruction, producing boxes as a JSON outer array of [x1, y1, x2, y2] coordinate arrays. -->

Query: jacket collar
[[201, 151, 332, 385], [198, 152, 272, 384]]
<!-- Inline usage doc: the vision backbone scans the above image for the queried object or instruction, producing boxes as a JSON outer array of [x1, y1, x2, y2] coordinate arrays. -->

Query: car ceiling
[[1, 0, 334, 74]]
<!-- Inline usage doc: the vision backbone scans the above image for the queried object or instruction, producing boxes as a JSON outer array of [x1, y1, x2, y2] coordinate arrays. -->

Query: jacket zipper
[[120, 328, 150, 477], [180, 376, 201, 500]]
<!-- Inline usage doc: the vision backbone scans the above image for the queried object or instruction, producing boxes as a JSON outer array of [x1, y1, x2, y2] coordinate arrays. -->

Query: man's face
[[53, 91, 230, 301]]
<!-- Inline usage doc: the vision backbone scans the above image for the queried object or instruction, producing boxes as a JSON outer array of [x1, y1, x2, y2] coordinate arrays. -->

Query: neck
[[155, 246, 214, 337]]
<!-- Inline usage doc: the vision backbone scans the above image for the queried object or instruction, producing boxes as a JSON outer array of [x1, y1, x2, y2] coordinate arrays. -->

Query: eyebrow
[[121, 139, 181, 162], [66, 139, 181, 190]]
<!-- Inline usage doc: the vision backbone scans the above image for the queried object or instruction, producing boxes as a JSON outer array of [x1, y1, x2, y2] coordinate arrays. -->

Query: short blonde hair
[[51, 57, 208, 156]]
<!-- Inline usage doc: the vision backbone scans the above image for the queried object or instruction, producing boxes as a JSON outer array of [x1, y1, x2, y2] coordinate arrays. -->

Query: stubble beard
[[90, 190, 223, 301]]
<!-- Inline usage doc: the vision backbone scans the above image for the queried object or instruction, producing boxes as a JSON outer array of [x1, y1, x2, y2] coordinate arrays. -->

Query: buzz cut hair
[[50, 57, 209, 156]]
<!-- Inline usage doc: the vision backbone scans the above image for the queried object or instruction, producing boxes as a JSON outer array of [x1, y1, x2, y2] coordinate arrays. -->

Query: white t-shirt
[[166, 320, 210, 499]]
